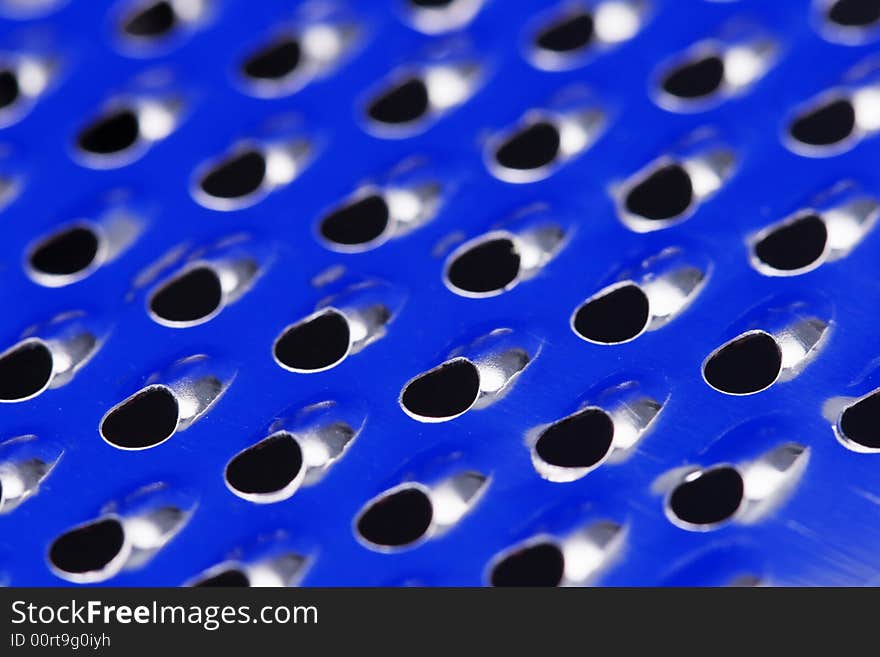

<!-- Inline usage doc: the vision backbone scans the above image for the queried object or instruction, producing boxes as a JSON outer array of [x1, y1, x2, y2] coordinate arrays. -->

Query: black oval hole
[[754, 214, 828, 272], [123, 1, 176, 38], [243, 37, 302, 81], [789, 98, 856, 147], [101, 386, 179, 449], [77, 109, 140, 156], [661, 55, 725, 100], [367, 78, 430, 125], [703, 332, 782, 395], [226, 433, 304, 498], [411, 0, 457, 6], [490, 542, 564, 587], [828, 0, 880, 27], [839, 391, 880, 450], [401, 358, 480, 420], [495, 121, 561, 171], [669, 466, 744, 527], [150, 266, 223, 325], [446, 237, 521, 295], [573, 283, 650, 344], [29, 226, 101, 278], [357, 487, 434, 548], [199, 150, 267, 200], [274, 309, 351, 372], [536, 12, 594, 53], [320, 194, 390, 247], [624, 164, 694, 221], [0, 69, 20, 110], [0, 341, 53, 402], [536, 408, 614, 470], [49, 518, 126, 577], [193, 568, 250, 587]]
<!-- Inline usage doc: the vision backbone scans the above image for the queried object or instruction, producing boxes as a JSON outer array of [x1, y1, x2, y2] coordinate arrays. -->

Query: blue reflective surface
[[1, 0, 880, 586]]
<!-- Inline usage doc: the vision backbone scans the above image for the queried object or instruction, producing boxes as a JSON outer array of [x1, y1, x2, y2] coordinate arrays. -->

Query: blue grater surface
[[2, 0, 880, 586]]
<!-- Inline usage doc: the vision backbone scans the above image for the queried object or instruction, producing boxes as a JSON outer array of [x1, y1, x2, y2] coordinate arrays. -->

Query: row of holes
[[43, 462, 749, 585], [11, 308, 872, 533], [61, 76, 868, 176], [20, 0, 879, 52], [14, 319, 864, 538], [7, 233, 805, 403], [119, 1, 480, 47], [0, 2, 602, 125], [83, 330, 860, 455], [0, 303, 814, 408], [24, 177, 844, 305], [0, 327, 795, 457], [26, 0, 878, 106]]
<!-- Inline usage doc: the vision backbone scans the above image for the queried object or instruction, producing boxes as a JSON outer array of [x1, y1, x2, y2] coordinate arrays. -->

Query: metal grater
[[1, 0, 880, 587]]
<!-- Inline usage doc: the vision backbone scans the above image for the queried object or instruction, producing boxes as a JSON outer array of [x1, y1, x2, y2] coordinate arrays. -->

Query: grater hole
[[192, 568, 250, 587], [535, 12, 594, 53], [100, 386, 179, 449], [48, 518, 125, 577], [149, 266, 223, 325], [0, 341, 53, 402], [754, 214, 827, 273], [535, 408, 614, 470], [367, 78, 429, 125], [29, 226, 100, 278], [703, 332, 782, 395], [669, 466, 744, 527], [123, 1, 176, 38], [446, 237, 521, 295], [839, 391, 880, 450], [661, 55, 725, 100], [789, 98, 855, 147], [199, 150, 266, 200], [242, 38, 302, 81], [225, 433, 303, 498], [572, 283, 650, 344], [494, 121, 560, 171], [273, 309, 351, 372], [77, 109, 139, 156], [490, 542, 564, 587], [828, 0, 880, 27], [0, 69, 19, 109], [357, 487, 433, 548], [624, 164, 693, 221], [400, 358, 480, 420], [320, 194, 390, 246]]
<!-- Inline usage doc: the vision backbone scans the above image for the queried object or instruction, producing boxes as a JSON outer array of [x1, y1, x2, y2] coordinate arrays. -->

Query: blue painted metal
[[1, 0, 880, 586]]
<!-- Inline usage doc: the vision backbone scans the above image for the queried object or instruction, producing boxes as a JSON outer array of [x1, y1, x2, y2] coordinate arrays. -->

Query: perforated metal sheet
[[2, 0, 880, 586]]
